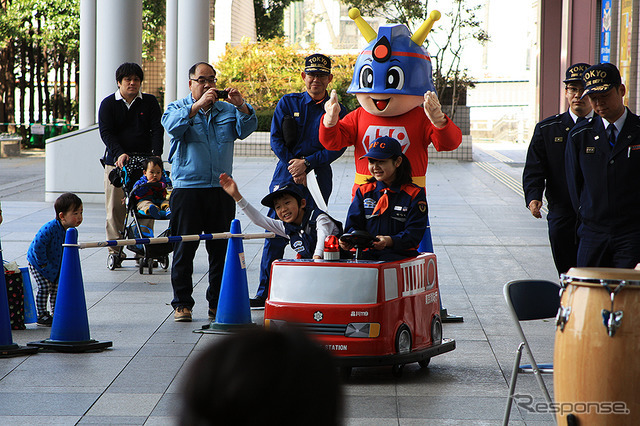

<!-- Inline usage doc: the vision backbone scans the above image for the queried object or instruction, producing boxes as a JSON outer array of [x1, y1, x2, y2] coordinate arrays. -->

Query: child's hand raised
[[219, 173, 242, 202]]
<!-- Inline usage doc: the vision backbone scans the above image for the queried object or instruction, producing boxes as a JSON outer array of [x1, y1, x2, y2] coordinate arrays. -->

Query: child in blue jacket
[[132, 156, 172, 219], [340, 136, 428, 261], [27, 193, 83, 326]]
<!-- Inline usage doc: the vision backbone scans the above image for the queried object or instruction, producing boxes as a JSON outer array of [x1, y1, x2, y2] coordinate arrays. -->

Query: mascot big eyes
[[347, 8, 441, 117]]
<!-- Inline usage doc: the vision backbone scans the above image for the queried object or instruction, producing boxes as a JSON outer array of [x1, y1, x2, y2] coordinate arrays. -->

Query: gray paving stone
[[0, 146, 567, 424]]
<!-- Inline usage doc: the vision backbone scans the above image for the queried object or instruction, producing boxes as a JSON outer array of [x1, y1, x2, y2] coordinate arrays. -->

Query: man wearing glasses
[[251, 54, 348, 308], [522, 63, 592, 275], [162, 62, 257, 322]]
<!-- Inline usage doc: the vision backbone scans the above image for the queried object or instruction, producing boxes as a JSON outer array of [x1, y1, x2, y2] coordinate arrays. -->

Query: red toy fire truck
[[264, 233, 455, 377]]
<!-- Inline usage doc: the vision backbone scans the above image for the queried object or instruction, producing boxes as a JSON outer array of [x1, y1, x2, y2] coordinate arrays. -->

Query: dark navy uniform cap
[[563, 63, 590, 83], [360, 136, 403, 160], [304, 54, 331, 75], [581, 63, 621, 97], [261, 183, 305, 208]]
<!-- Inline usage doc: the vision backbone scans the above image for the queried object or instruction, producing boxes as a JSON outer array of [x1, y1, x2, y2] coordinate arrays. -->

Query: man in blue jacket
[[162, 62, 258, 322], [252, 54, 348, 307], [566, 63, 640, 267]]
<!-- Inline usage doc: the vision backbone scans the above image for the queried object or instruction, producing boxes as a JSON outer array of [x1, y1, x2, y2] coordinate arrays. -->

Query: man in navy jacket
[[523, 63, 592, 275], [566, 63, 640, 267]]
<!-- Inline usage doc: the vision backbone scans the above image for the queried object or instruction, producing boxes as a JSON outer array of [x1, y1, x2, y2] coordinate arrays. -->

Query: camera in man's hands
[[215, 90, 229, 99]]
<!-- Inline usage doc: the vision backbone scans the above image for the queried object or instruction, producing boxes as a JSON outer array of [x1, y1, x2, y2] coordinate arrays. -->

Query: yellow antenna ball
[[349, 8, 377, 43], [410, 10, 441, 46]]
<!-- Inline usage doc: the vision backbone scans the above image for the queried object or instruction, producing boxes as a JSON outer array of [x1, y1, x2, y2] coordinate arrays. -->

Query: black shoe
[[208, 308, 217, 321], [250, 297, 266, 308], [37, 313, 53, 327]]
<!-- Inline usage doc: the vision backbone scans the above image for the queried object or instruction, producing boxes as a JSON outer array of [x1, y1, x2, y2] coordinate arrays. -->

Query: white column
[[79, 0, 96, 128], [164, 0, 178, 108], [95, 0, 143, 116], [176, 0, 210, 100]]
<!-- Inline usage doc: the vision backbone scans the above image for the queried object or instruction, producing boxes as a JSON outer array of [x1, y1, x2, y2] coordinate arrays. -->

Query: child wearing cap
[[341, 136, 428, 260], [219, 173, 342, 259]]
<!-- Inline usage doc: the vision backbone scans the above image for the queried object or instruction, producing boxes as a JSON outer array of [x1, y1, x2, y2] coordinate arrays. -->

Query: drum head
[[564, 267, 640, 286]]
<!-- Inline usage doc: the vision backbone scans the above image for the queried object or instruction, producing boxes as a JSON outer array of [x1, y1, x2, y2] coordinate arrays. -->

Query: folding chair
[[502, 279, 560, 425]]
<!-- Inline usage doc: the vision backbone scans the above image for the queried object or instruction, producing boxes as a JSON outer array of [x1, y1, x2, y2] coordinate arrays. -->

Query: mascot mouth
[[372, 98, 390, 111]]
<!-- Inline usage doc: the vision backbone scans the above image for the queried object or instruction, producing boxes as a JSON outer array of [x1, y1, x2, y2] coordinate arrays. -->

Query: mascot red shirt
[[320, 9, 462, 190]]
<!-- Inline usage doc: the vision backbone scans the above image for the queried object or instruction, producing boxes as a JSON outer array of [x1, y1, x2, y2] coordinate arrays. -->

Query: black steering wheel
[[340, 230, 378, 259]]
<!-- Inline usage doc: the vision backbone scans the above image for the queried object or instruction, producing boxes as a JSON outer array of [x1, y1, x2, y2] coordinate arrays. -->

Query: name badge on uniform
[[554, 137, 563, 143], [586, 146, 596, 154]]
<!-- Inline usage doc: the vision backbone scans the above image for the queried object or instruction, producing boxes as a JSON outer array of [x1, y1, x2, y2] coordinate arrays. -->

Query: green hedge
[[214, 38, 358, 116]]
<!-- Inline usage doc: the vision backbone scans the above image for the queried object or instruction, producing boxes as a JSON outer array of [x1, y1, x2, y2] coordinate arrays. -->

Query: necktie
[[372, 189, 390, 216], [608, 123, 617, 148], [576, 116, 586, 123]]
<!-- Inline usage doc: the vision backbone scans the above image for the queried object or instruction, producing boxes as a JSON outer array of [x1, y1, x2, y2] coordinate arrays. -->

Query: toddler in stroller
[[106, 154, 172, 274]]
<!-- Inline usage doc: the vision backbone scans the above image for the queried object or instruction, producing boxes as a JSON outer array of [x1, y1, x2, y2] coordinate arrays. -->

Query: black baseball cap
[[261, 183, 305, 208], [564, 63, 590, 83], [304, 54, 331, 75], [581, 63, 622, 97]]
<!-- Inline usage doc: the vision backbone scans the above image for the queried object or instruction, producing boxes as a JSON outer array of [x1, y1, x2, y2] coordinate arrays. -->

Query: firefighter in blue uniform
[[253, 54, 348, 307], [523, 63, 592, 275], [566, 62, 640, 267]]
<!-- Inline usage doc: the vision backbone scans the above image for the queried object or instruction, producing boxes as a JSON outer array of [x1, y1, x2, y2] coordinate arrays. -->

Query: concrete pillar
[[165, 0, 178, 108], [95, 0, 143, 116], [538, 0, 563, 121], [79, 0, 96, 128], [176, 0, 210, 100]]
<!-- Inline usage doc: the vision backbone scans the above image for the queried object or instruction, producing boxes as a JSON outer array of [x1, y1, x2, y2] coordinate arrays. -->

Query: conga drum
[[555, 267, 640, 425]]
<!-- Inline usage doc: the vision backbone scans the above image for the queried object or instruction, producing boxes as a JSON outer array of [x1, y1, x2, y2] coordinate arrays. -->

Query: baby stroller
[[106, 154, 173, 274]]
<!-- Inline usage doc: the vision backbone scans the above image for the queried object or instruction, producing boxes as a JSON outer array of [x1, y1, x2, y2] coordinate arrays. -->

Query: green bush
[[255, 109, 274, 132], [214, 38, 358, 114]]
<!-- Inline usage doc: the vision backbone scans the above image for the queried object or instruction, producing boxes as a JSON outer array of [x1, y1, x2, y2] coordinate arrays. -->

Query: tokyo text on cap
[[564, 63, 590, 83], [581, 63, 622, 97], [304, 54, 331, 75]]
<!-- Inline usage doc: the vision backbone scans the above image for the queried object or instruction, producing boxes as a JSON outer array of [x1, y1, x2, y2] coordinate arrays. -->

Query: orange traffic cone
[[0, 239, 38, 357], [28, 228, 112, 352], [196, 219, 257, 334]]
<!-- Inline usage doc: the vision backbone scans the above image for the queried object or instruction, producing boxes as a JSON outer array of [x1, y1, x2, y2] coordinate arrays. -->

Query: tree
[[346, 0, 489, 115], [253, 0, 296, 41], [214, 38, 357, 130], [0, 0, 165, 141]]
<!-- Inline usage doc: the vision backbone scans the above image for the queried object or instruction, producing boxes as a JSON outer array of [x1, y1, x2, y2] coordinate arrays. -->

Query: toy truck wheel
[[392, 363, 404, 378], [431, 316, 443, 346], [340, 367, 352, 380], [395, 325, 411, 354]]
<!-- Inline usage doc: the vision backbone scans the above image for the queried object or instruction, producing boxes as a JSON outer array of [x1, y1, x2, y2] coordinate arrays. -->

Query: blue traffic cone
[[196, 219, 256, 334], [419, 216, 463, 323], [0, 239, 38, 357], [28, 228, 112, 352], [418, 215, 434, 253]]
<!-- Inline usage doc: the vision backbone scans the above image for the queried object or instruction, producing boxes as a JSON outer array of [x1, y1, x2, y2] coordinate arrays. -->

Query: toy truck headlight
[[345, 323, 380, 338]]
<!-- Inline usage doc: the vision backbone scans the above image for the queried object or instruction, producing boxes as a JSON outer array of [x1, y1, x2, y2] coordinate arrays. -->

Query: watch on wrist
[[304, 158, 311, 169]]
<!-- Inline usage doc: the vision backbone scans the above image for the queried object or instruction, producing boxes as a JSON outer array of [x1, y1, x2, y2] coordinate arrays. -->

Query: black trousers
[[169, 187, 235, 310], [547, 212, 578, 275]]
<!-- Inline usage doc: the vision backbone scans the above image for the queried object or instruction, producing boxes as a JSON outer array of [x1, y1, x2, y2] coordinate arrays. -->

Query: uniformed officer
[[565, 62, 640, 268], [522, 63, 592, 275], [252, 54, 348, 307]]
